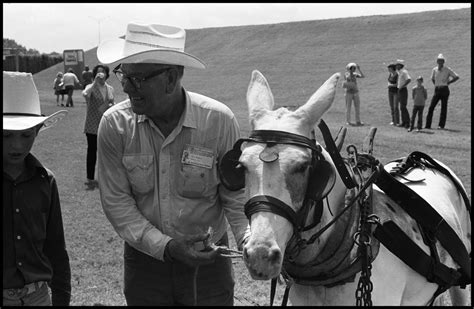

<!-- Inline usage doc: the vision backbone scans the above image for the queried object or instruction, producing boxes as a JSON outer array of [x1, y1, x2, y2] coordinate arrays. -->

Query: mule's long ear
[[295, 73, 340, 126], [247, 70, 275, 123]]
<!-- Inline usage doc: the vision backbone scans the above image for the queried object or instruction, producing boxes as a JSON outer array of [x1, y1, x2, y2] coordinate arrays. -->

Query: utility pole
[[88, 16, 109, 45]]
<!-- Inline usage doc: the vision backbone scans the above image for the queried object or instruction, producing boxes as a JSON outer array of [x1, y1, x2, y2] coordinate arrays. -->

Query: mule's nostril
[[268, 248, 281, 264]]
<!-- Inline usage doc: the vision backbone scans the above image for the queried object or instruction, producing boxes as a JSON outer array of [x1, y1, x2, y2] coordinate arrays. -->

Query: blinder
[[218, 130, 336, 202]]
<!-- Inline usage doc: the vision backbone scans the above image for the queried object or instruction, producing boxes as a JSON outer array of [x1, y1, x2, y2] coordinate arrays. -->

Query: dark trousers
[[65, 85, 74, 107], [398, 87, 410, 127], [388, 88, 399, 124], [425, 86, 450, 128], [123, 234, 234, 306], [410, 106, 424, 130], [86, 133, 98, 180]]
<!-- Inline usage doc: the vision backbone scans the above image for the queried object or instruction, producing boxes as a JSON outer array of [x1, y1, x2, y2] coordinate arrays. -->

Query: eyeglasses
[[113, 65, 170, 89]]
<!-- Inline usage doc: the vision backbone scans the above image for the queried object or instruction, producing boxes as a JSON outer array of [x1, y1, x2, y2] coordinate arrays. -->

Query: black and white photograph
[[3, 3, 471, 306]]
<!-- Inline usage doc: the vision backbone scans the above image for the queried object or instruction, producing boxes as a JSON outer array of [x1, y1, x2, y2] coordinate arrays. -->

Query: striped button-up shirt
[[97, 89, 250, 261]]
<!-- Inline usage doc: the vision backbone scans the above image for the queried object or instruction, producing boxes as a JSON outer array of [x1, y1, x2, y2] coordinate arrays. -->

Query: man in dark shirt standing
[[3, 71, 71, 306], [82, 65, 94, 90]]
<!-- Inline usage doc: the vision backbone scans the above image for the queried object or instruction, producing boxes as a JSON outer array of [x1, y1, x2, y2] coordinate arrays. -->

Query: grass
[[30, 8, 470, 306]]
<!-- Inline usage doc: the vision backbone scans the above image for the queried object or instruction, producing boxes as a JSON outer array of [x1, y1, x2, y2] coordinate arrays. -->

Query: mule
[[235, 71, 470, 305]]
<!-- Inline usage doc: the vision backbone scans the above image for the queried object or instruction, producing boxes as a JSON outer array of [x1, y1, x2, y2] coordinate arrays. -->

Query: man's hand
[[166, 233, 218, 267]]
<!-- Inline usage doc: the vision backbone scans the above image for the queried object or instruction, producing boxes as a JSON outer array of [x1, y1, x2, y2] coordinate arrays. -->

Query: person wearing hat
[[95, 22, 250, 305], [425, 53, 459, 129], [3, 72, 71, 306], [342, 62, 365, 126], [395, 59, 412, 128], [386, 63, 399, 125]]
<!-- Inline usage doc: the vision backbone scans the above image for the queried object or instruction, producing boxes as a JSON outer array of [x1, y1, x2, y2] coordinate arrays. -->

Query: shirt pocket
[[177, 164, 211, 198], [122, 155, 155, 194]]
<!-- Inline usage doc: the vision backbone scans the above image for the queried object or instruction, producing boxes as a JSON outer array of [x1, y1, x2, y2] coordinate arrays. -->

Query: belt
[[435, 85, 449, 88], [3, 281, 46, 298]]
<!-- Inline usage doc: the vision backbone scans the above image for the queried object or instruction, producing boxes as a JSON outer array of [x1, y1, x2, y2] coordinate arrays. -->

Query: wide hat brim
[[3, 110, 68, 131], [97, 38, 206, 69]]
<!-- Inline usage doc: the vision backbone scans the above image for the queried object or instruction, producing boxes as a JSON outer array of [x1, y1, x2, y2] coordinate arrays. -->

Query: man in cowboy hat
[[3, 71, 71, 306], [395, 59, 412, 128], [96, 22, 250, 306], [425, 53, 460, 129]]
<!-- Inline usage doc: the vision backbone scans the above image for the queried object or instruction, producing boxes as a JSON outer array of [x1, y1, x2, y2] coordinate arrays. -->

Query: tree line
[[3, 38, 63, 74]]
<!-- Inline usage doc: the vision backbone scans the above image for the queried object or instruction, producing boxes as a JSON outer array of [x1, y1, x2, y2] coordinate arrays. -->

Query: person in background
[[3, 71, 71, 306], [387, 63, 399, 126], [409, 76, 427, 132], [342, 62, 365, 126], [425, 53, 460, 130], [81, 66, 94, 90], [395, 59, 411, 128], [82, 64, 115, 190], [53, 71, 65, 106], [62, 68, 81, 107], [96, 22, 250, 306]]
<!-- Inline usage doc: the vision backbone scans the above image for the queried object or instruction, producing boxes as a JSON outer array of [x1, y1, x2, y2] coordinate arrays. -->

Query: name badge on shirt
[[181, 145, 214, 169]]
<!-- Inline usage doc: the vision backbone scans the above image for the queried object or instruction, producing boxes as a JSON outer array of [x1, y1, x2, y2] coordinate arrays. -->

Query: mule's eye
[[236, 162, 247, 170]]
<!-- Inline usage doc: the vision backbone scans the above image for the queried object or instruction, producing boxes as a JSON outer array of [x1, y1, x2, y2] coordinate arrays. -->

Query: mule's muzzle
[[243, 242, 283, 280]]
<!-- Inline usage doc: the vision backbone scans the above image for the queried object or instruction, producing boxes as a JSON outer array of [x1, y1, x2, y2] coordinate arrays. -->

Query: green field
[[30, 8, 470, 305]]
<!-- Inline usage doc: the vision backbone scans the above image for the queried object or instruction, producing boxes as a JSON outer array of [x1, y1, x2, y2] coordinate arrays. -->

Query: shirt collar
[[3, 153, 48, 182], [136, 87, 197, 129]]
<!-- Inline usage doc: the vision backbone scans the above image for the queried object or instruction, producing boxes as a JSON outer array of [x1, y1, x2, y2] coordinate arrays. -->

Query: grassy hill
[[35, 8, 471, 127], [30, 8, 470, 305]]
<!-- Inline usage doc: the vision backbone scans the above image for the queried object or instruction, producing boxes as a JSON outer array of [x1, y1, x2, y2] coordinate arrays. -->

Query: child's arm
[[43, 176, 71, 306]]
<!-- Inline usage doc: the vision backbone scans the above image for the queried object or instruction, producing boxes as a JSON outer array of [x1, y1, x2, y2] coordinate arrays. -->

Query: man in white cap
[[425, 53, 459, 129], [3, 71, 71, 306], [395, 59, 411, 128], [96, 22, 250, 305]]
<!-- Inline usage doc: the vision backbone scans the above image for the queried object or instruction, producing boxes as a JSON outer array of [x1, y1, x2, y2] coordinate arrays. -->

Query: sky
[[3, 3, 471, 54]]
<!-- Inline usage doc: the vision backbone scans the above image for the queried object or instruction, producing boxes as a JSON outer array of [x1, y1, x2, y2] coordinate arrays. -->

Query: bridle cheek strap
[[244, 195, 299, 229]]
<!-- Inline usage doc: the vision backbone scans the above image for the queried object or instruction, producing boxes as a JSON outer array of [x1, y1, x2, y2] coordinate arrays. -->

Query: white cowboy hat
[[3, 71, 67, 131], [346, 62, 357, 70], [395, 59, 405, 68], [97, 22, 206, 69], [437, 53, 445, 60]]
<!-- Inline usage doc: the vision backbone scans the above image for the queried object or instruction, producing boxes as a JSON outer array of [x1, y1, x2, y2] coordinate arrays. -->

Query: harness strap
[[270, 278, 277, 306], [374, 164, 471, 284], [409, 151, 471, 214], [318, 119, 357, 188], [244, 195, 298, 228], [373, 221, 466, 290], [270, 275, 291, 306]]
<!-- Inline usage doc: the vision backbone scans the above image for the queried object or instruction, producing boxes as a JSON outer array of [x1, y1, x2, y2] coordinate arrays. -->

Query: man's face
[[119, 63, 172, 117], [395, 64, 403, 70], [437, 59, 445, 67], [3, 126, 39, 167]]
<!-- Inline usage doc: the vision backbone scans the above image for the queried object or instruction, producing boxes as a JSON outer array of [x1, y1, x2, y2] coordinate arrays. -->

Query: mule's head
[[241, 70, 340, 280]]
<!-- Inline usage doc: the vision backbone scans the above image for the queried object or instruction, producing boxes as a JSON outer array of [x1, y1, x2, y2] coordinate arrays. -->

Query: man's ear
[[166, 68, 180, 94]]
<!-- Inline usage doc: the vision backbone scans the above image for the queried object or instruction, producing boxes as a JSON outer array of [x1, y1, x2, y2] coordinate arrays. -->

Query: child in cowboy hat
[[3, 71, 71, 306], [96, 22, 250, 306]]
